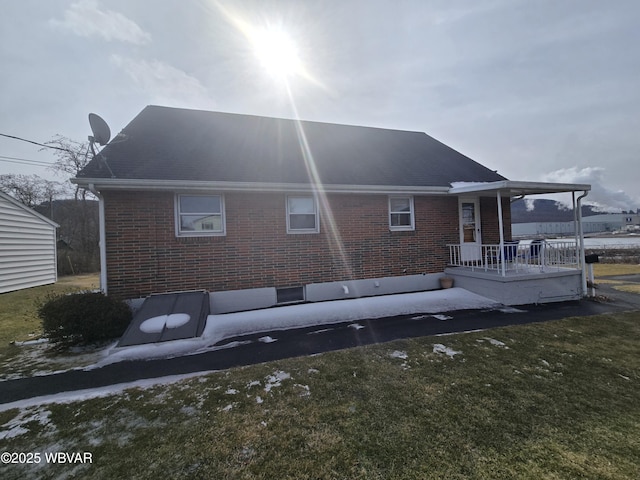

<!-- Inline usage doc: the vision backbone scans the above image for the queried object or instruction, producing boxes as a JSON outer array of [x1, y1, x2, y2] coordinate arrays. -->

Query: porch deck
[[445, 241, 584, 305]]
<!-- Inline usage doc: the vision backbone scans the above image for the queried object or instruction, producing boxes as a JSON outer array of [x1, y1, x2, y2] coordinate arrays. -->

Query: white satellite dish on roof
[[88, 113, 111, 146]]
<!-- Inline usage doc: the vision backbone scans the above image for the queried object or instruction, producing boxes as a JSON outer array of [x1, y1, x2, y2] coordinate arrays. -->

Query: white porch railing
[[447, 240, 580, 275]]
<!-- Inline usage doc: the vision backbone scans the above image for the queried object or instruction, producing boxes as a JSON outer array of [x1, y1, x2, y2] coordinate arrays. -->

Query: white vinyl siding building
[[0, 191, 58, 293]]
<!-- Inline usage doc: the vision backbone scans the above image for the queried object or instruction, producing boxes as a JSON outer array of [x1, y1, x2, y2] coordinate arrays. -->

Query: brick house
[[74, 106, 590, 308]]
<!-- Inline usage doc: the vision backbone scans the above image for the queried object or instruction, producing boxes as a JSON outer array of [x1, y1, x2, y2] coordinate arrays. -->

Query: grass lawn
[[1, 312, 639, 479], [592, 264, 640, 295], [0, 274, 101, 379]]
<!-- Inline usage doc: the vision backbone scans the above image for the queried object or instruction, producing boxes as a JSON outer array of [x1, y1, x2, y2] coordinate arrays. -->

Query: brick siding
[[102, 191, 508, 299]]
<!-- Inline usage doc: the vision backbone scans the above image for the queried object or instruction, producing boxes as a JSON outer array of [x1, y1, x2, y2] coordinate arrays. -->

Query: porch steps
[[117, 291, 209, 347]]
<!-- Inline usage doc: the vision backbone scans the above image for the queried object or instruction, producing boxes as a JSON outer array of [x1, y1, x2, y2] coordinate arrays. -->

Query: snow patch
[[295, 384, 311, 397], [0, 407, 52, 440], [497, 306, 527, 314], [308, 328, 334, 335], [390, 350, 408, 360], [264, 370, 290, 392], [258, 336, 277, 343], [481, 337, 509, 348], [348, 323, 365, 330], [140, 313, 191, 333], [433, 344, 462, 358], [203, 288, 499, 346], [0, 371, 217, 413], [432, 314, 452, 321]]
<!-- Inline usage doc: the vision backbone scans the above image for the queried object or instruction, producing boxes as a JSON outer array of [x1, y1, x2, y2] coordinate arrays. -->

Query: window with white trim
[[286, 195, 319, 233], [176, 194, 225, 236], [389, 196, 415, 231]]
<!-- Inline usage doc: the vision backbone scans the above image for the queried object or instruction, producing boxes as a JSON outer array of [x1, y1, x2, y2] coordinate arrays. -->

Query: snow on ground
[[0, 371, 217, 414], [203, 288, 499, 347], [93, 287, 500, 365], [390, 350, 408, 360], [433, 344, 462, 357]]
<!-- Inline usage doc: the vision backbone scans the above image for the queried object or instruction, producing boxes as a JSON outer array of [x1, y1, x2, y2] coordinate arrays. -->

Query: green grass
[[0, 274, 99, 344], [1, 312, 639, 479], [0, 274, 101, 379]]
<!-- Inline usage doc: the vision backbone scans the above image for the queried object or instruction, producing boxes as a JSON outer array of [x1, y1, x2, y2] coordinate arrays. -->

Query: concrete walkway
[[1, 280, 639, 406]]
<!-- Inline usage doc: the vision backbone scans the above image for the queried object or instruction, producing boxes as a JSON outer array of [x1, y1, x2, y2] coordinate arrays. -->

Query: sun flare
[[252, 28, 302, 79], [213, 2, 324, 87]]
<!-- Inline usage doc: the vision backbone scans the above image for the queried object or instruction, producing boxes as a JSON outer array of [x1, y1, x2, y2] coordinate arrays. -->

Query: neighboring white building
[[0, 191, 58, 293], [513, 213, 640, 237]]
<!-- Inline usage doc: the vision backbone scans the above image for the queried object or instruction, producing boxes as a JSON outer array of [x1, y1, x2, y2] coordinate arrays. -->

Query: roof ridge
[[142, 105, 425, 135]]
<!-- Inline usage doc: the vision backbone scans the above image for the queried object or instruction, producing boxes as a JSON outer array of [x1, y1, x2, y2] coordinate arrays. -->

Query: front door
[[459, 197, 482, 261]]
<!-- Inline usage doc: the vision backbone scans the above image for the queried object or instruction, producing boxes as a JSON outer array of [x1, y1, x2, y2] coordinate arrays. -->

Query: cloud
[[110, 55, 212, 108], [49, 0, 151, 45], [540, 166, 639, 212]]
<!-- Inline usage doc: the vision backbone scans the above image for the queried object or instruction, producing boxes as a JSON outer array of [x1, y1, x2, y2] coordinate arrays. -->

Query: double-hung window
[[286, 195, 319, 233], [389, 196, 415, 231], [176, 194, 225, 236]]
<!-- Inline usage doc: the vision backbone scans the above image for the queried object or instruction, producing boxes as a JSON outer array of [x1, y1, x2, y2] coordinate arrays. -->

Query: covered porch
[[444, 181, 591, 305]]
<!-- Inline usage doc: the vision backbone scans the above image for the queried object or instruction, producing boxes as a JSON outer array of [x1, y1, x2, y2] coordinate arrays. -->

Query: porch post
[[572, 191, 580, 265], [577, 191, 589, 296], [497, 190, 506, 277]]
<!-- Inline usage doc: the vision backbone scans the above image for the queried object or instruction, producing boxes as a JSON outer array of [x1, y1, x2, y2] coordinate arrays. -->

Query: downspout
[[576, 190, 589, 297], [89, 184, 107, 294], [496, 190, 506, 277]]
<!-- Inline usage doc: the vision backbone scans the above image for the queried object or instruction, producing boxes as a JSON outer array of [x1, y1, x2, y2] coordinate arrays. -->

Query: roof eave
[[448, 180, 591, 196], [71, 177, 452, 195]]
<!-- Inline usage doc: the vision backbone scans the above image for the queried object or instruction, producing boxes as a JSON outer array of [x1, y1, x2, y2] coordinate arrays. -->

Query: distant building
[[513, 213, 640, 237], [0, 191, 58, 293]]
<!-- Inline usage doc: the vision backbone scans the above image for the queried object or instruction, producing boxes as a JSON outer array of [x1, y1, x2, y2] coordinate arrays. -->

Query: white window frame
[[286, 195, 320, 234], [175, 194, 226, 237], [388, 195, 415, 231]]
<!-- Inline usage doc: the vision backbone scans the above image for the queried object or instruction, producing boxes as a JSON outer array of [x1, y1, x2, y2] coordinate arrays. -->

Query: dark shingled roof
[[77, 105, 506, 187]]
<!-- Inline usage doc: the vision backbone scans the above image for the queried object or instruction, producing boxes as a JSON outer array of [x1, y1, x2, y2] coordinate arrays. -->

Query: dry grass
[[593, 263, 640, 276], [1, 312, 639, 479], [593, 264, 640, 294]]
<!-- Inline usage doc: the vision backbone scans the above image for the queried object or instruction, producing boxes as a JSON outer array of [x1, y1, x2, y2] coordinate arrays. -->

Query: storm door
[[459, 197, 482, 262]]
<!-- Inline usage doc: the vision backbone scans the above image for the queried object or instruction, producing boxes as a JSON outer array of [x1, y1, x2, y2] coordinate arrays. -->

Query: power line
[[0, 155, 53, 167], [0, 133, 72, 152]]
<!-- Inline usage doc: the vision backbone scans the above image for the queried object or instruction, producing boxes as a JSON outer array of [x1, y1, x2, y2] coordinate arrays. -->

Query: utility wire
[[0, 133, 72, 152], [0, 155, 53, 167]]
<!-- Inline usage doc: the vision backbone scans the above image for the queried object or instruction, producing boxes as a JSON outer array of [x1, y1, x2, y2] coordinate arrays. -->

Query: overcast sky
[[1, 0, 639, 210]]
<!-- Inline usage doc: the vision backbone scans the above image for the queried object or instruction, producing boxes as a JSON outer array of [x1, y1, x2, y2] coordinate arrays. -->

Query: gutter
[[71, 178, 451, 196], [576, 190, 589, 297], [88, 183, 107, 295]]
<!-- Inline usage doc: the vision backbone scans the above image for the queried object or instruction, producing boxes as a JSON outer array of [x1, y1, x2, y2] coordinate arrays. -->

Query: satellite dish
[[88, 113, 111, 146]]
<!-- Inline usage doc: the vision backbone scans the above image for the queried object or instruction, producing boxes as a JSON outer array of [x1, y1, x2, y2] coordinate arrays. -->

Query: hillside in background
[[511, 199, 607, 223], [35, 199, 100, 275]]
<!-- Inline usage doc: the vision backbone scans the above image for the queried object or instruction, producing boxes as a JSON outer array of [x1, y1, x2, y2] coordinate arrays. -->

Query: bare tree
[[44, 134, 93, 201], [0, 173, 64, 208], [42, 135, 100, 275]]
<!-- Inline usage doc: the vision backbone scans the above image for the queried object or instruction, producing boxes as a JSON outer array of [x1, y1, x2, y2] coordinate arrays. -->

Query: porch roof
[[448, 180, 591, 197]]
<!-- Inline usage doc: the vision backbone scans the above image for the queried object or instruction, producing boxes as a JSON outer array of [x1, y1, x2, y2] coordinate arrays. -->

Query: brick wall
[[480, 196, 513, 243], [103, 191, 469, 299]]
